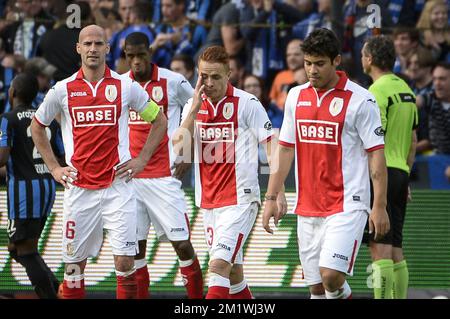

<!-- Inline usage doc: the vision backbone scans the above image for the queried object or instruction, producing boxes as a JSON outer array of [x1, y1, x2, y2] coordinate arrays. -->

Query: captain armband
[[140, 99, 160, 123]]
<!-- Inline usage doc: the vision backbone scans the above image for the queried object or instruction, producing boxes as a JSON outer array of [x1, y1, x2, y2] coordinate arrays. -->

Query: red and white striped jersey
[[125, 64, 193, 178], [279, 71, 384, 217], [34, 67, 150, 189], [182, 83, 274, 209]]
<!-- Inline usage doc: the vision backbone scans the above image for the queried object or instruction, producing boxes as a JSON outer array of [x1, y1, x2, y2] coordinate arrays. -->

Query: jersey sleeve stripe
[[260, 135, 273, 144], [279, 140, 295, 148], [231, 233, 244, 263], [366, 144, 384, 152], [34, 116, 48, 127]]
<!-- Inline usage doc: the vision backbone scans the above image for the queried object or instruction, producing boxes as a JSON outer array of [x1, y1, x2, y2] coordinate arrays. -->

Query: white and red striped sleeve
[[34, 85, 62, 127], [356, 94, 385, 152], [279, 87, 298, 148], [128, 80, 150, 113], [180, 98, 193, 125], [244, 96, 273, 144]]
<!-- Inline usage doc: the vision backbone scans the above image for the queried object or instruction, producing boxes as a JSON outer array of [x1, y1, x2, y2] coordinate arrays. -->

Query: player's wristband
[[265, 194, 277, 201]]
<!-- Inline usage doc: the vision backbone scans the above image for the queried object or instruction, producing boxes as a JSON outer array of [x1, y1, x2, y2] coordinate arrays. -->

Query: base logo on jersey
[[105, 85, 117, 102], [297, 120, 339, 145], [223, 102, 234, 120], [329, 97, 344, 117], [197, 122, 234, 143], [129, 110, 147, 125], [152, 86, 164, 103], [72, 105, 117, 127]]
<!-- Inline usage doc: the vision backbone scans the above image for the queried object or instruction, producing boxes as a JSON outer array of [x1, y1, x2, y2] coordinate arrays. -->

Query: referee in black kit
[[0, 73, 64, 298]]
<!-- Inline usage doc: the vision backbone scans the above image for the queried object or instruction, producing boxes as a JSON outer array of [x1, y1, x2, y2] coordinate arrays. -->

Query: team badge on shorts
[[329, 97, 344, 117], [152, 86, 164, 103], [105, 85, 117, 102], [223, 102, 234, 120], [66, 243, 74, 256]]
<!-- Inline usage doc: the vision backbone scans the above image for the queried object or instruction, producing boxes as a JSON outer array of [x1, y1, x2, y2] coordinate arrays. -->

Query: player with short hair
[[30, 25, 168, 299], [362, 35, 418, 299], [263, 28, 390, 299], [123, 31, 203, 299], [0, 73, 63, 298], [173, 45, 287, 299]]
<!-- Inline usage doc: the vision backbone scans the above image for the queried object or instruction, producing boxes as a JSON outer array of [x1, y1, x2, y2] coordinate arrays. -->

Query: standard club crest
[[223, 102, 234, 120], [329, 97, 344, 117], [105, 85, 117, 102], [152, 86, 164, 103]]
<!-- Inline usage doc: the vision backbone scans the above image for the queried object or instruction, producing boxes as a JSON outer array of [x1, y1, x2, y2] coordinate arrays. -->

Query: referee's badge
[[329, 97, 344, 117], [152, 86, 164, 103], [223, 102, 234, 120], [105, 85, 117, 102]]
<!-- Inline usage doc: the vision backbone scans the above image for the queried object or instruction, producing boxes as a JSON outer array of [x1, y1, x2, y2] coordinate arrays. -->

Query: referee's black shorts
[[363, 167, 409, 248]]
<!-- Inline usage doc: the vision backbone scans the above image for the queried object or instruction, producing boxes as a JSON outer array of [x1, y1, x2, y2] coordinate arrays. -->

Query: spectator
[[243, 74, 283, 128], [388, 0, 417, 27], [202, 0, 245, 58], [405, 46, 436, 156], [152, 0, 218, 24], [90, 5, 122, 40], [23, 57, 56, 109], [416, 62, 450, 154], [151, 0, 208, 69], [1, 53, 25, 114], [170, 53, 197, 87], [295, 0, 316, 16], [240, 0, 306, 83], [416, 0, 450, 63], [405, 46, 435, 96], [186, 0, 215, 22], [342, 0, 393, 87], [108, 1, 155, 71], [0, 0, 55, 59], [392, 27, 420, 76], [286, 66, 308, 91], [0, 38, 14, 114], [270, 38, 304, 111], [37, 1, 93, 82], [293, 0, 332, 40], [229, 55, 245, 89]]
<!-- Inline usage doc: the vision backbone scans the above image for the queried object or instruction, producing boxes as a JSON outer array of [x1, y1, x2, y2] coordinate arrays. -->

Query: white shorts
[[62, 178, 138, 263], [133, 177, 189, 242], [202, 202, 258, 265], [297, 210, 368, 286]]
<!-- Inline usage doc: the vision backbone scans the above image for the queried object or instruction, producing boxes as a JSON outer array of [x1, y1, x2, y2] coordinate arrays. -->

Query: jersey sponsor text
[[197, 122, 234, 143], [297, 120, 339, 145], [72, 105, 117, 127]]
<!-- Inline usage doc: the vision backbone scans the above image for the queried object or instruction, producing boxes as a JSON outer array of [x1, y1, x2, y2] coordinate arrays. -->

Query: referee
[[362, 36, 418, 299], [0, 73, 64, 298]]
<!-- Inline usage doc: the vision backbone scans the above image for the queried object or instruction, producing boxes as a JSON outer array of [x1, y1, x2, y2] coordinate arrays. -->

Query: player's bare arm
[[0, 146, 11, 167], [263, 136, 288, 218], [172, 75, 204, 156], [30, 118, 78, 189], [172, 162, 191, 180], [116, 109, 168, 182], [368, 148, 390, 241], [263, 145, 295, 234]]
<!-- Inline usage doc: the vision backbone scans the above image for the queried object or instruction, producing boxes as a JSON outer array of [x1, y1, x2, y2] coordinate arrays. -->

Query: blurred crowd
[[0, 0, 449, 176]]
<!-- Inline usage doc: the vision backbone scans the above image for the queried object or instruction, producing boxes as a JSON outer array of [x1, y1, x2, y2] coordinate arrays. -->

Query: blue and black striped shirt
[[0, 106, 64, 219]]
